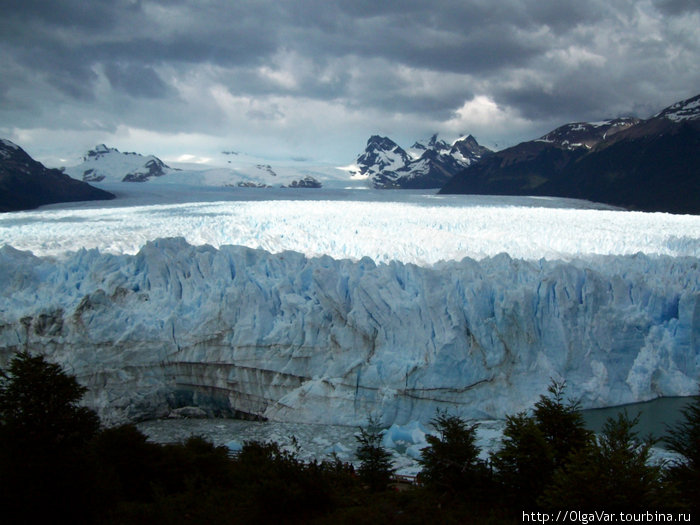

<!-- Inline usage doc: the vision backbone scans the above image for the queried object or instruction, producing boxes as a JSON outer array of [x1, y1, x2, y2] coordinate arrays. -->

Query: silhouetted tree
[[540, 411, 665, 511], [418, 410, 490, 494], [0, 351, 100, 450], [491, 412, 553, 505], [92, 423, 164, 504], [232, 440, 336, 520], [664, 391, 700, 513], [355, 417, 394, 491], [490, 380, 592, 506], [0, 351, 101, 523], [532, 380, 592, 469]]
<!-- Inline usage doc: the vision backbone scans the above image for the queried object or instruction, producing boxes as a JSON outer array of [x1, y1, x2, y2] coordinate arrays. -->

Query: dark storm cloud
[[0, 0, 131, 31], [1, 0, 595, 89], [653, 0, 700, 15], [1, 0, 699, 161], [103, 62, 170, 99], [289, 1, 555, 74], [0, 0, 281, 96]]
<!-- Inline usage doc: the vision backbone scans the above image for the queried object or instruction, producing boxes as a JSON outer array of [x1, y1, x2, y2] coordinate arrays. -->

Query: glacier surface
[[1, 191, 698, 426], [2, 186, 698, 262]]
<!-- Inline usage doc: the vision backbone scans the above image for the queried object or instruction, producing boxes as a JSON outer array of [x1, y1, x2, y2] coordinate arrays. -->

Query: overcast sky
[[1, 0, 699, 167]]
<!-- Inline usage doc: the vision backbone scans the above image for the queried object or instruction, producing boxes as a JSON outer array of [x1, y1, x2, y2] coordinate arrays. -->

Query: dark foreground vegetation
[[1, 351, 698, 524]]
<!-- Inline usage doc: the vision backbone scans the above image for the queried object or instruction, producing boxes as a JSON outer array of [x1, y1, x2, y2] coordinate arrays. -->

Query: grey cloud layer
[[1, 0, 699, 159]]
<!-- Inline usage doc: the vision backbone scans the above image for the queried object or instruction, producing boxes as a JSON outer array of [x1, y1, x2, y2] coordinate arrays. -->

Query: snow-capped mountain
[[409, 133, 491, 161], [63, 145, 355, 189], [160, 162, 326, 189], [348, 133, 491, 189], [356, 135, 411, 177], [0, 139, 114, 212], [441, 93, 700, 214], [65, 144, 176, 183]]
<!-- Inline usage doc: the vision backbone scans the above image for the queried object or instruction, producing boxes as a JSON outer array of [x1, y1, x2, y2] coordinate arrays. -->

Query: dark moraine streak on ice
[[0, 237, 697, 425]]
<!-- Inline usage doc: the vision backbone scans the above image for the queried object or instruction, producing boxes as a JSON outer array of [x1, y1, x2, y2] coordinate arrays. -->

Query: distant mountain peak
[[352, 133, 491, 189], [67, 145, 174, 183], [411, 133, 448, 151], [0, 138, 20, 152], [0, 139, 32, 163], [90, 144, 112, 154], [367, 135, 395, 145], [453, 133, 476, 144]]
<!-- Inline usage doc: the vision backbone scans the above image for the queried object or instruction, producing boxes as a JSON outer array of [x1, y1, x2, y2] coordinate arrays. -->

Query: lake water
[[581, 396, 696, 441]]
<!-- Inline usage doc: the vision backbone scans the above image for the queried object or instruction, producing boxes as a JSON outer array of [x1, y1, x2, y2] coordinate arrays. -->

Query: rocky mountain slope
[[348, 133, 491, 189], [440, 94, 700, 214], [0, 139, 114, 212]]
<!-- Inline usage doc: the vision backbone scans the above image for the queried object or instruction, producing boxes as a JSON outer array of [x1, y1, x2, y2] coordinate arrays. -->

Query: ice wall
[[0, 237, 697, 425]]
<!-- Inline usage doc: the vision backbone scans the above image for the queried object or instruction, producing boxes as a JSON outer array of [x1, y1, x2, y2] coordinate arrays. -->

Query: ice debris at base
[[381, 421, 431, 459], [0, 237, 697, 427], [139, 418, 506, 476], [225, 440, 244, 454], [140, 417, 681, 477]]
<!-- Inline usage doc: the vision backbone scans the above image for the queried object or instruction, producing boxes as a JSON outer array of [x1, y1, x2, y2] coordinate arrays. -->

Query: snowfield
[[0, 186, 698, 426]]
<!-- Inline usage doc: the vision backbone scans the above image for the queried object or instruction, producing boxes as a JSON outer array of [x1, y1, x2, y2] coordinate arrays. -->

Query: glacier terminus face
[[0, 187, 698, 426]]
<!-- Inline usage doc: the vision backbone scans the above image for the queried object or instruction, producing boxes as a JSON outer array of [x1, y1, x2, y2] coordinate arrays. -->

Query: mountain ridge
[[62, 145, 349, 189], [440, 93, 700, 214]]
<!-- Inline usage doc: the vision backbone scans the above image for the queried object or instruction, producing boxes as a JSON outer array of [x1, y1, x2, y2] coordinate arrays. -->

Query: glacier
[[1, 198, 698, 425], [2, 185, 699, 262]]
